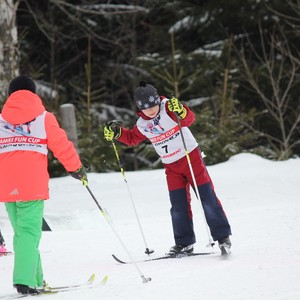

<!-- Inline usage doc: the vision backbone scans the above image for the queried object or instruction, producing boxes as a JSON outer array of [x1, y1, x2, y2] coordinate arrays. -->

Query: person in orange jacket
[[0, 75, 87, 295]]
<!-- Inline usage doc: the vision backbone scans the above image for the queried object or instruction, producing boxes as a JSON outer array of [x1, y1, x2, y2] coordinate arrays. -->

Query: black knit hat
[[134, 81, 160, 110], [8, 75, 36, 96]]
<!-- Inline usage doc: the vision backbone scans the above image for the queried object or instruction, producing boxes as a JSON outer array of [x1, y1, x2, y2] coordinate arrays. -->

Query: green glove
[[168, 97, 187, 118], [104, 120, 122, 141], [70, 165, 88, 186]]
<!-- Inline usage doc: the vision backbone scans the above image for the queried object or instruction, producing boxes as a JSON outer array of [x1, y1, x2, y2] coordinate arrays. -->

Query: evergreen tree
[[9, 0, 299, 175]]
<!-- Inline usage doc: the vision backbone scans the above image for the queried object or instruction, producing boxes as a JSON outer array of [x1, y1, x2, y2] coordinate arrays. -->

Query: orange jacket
[[0, 90, 81, 202]]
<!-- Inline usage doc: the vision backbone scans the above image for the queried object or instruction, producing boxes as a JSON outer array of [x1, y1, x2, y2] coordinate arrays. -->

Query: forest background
[[0, 0, 299, 176]]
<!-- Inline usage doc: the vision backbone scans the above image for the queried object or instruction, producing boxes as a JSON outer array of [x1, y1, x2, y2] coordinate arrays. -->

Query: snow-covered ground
[[0, 153, 299, 299]]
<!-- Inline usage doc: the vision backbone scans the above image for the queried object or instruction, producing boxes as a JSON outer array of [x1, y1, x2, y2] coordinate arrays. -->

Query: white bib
[[136, 98, 198, 164], [0, 112, 48, 155]]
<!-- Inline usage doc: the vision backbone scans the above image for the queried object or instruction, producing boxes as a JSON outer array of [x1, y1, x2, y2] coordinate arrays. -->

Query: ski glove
[[168, 97, 187, 119], [104, 120, 122, 141], [70, 165, 88, 186]]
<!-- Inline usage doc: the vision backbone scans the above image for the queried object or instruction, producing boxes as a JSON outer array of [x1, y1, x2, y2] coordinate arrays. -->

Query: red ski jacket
[[0, 90, 81, 202], [118, 97, 195, 147]]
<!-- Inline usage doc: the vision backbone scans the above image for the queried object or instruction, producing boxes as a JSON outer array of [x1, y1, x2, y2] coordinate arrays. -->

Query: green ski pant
[[5, 200, 44, 287]]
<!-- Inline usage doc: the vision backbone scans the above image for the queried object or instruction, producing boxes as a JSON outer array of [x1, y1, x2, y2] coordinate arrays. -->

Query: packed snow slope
[[0, 153, 299, 300]]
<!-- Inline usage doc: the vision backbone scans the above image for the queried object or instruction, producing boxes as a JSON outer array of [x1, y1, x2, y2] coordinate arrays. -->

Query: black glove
[[70, 165, 88, 186], [104, 120, 122, 141]]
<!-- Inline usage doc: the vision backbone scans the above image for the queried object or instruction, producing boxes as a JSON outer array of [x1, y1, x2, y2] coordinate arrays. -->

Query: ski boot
[[0, 244, 7, 254], [218, 236, 231, 256], [14, 284, 40, 295], [167, 244, 194, 256]]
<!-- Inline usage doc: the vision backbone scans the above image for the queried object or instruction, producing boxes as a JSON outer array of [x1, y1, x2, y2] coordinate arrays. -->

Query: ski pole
[[85, 185, 151, 283], [170, 97, 215, 248], [110, 138, 154, 255]]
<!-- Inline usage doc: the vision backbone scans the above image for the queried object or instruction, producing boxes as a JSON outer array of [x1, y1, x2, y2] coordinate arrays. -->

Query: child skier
[[0, 75, 88, 295], [104, 81, 232, 255]]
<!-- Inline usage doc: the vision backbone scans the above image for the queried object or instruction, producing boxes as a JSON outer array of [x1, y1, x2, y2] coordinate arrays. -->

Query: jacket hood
[[2, 90, 46, 124]]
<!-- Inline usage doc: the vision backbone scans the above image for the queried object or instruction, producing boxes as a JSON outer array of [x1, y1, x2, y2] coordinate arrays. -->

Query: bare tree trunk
[[0, 0, 19, 101]]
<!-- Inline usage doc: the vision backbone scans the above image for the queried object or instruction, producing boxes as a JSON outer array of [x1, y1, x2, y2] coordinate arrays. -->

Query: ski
[[0, 251, 13, 257], [0, 251, 51, 257], [112, 252, 212, 264], [2, 274, 108, 299], [43, 274, 108, 293], [44, 272, 96, 291]]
